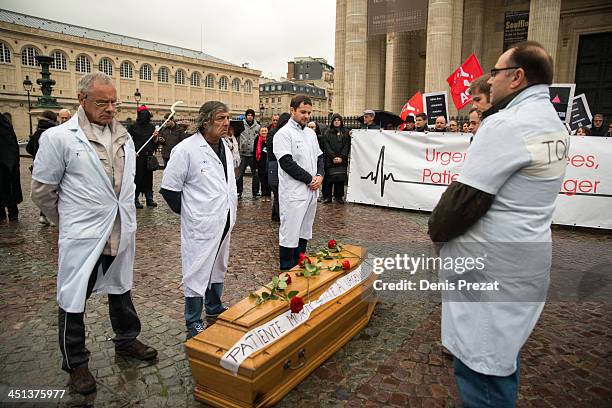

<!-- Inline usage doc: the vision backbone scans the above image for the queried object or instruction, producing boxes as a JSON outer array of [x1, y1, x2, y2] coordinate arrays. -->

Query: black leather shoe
[[135, 200, 144, 209], [69, 366, 96, 395], [322, 198, 332, 204], [335, 198, 345, 204], [146, 200, 157, 207], [115, 339, 158, 361]]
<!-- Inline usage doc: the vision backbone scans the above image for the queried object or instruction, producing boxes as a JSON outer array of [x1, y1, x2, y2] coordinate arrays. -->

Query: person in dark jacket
[[128, 106, 159, 208], [361, 109, 381, 130], [26, 110, 58, 224], [0, 113, 23, 221], [158, 113, 185, 167], [322, 114, 350, 203], [26, 110, 58, 159], [591, 114, 607, 136], [267, 112, 290, 221], [253, 126, 271, 201]]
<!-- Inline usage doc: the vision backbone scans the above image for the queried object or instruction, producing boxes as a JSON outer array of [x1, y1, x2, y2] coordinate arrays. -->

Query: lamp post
[[134, 88, 141, 109], [259, 102, 265, 121], [22, 75, 33, 136]]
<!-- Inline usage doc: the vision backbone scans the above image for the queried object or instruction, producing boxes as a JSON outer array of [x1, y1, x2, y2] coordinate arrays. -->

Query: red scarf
[[256, 136, 265, 161]]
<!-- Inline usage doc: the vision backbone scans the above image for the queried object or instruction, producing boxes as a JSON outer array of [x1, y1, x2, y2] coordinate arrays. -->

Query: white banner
[[347, 130, 612, 229], [220, 265, 370, 375]]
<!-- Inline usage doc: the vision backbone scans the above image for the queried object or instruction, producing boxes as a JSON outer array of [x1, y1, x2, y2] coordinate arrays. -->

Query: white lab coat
[[273, 119, 321, 247], [161, 133, 237, 296], [32, 114, 137, 313]]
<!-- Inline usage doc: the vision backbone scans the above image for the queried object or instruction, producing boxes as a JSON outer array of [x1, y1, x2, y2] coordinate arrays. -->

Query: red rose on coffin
[[290, 296, 304, 313], [282, 273, 292, 285], [328, 239, 337, 249], [342, 260, 351, 270], [298, 253, 311, 268]]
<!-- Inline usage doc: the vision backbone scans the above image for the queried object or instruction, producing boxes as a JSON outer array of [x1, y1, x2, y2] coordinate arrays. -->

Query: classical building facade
[[334, 0, 612, 118], [0, 9, 261, 139], [259, 81, 327, 119]]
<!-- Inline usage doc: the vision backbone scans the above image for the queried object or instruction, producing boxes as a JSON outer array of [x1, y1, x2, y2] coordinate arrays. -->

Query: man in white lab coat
[[31, 72, 157, 395], [273, 95, 324, 270], [160, 101, 237, 339]]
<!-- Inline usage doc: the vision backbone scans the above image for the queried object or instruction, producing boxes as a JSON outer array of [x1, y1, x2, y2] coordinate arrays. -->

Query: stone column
[[461, 0, 484, 61], [333, 0, 346, 115], [384, 32, 411, 112], [425, 0, 455, 94], [343, 0, 368, 116], [449, 0, 464, 117], [528, 0, 561, 63], [366, 34, 386, 110]]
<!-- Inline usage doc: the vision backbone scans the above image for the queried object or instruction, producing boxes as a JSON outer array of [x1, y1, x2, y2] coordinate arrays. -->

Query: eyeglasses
[[490, 66, 521, 77], [84, 96, 121, 108]]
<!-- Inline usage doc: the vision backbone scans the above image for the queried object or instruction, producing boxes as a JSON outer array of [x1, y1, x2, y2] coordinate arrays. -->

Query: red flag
[[446, 53, 484, 110], [400, 91, 424, 121]]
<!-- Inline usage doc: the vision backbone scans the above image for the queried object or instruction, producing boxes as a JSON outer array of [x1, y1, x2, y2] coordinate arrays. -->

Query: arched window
[[244, 80, 252, 93], [120, 61, 133, 78], [99, 58, 113, 76], [205, 74, 215, 88], [50, 51, 68, 70], [158, 67, 169, 83], [191, 72, 200, 87], [21, 46, 39, 66], [75, 55, 91, 73], [231, 78, 240, 92], [140, 64, 152, 81], [175, 69, 185, 85], [0, 42, 11, 64], [219, 76, 228, 90]]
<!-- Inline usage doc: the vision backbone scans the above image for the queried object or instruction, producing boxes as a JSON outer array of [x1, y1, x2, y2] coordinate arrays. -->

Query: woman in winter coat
[[0, 113, 23, 221], [322, 114, 350, 203], [266, 112, 290, 221], [128, 106, 159, 208], [253, 126, 270, 201]]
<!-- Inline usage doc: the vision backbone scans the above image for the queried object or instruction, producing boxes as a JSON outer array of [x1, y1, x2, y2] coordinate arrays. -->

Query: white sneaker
[[39, 215, 50, 225]]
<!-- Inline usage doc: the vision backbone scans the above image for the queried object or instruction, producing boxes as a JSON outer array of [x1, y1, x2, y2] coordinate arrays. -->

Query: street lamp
[[22, 75, 33, 136], [134, 88, 141, 109], [259, 102, 264, 121]]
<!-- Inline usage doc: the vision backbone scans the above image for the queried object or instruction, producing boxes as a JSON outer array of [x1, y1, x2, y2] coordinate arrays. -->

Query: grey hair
[[189, 101, 229, 134], [59, 108, 71, 115], [77, 71, 114, 95]]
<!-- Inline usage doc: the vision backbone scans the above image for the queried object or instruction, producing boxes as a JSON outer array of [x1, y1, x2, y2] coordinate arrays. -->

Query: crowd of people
[[0, 40, 610, 407]]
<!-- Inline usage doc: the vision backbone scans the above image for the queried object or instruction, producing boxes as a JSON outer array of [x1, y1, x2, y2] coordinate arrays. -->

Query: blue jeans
[[184, 283, 225, 326], [453, 356, 520, 408]]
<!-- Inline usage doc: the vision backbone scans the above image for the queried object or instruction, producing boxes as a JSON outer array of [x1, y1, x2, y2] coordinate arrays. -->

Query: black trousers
[[270, 185, 280, 221], [58, 255, 141, 372], [323, 178, 345, 200]]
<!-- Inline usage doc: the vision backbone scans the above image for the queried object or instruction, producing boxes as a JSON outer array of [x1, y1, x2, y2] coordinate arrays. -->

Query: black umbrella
[[357, 110, 403, 128]]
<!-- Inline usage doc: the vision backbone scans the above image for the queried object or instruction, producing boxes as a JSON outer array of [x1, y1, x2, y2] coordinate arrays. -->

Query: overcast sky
[[2, 0, 336, 79]]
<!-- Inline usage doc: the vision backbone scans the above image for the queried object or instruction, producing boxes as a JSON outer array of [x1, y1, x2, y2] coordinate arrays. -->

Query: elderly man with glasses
[[31, 71, 157, 395], [429, 41, 569, 407]]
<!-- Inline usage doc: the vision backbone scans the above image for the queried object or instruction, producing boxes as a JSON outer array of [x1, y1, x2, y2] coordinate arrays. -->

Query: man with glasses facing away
[[31, 71, 157, 395], [428, 41, 569, 407]]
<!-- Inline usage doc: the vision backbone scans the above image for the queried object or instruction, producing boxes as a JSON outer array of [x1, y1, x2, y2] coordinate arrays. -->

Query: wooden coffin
[[185, 244, 377, 408]]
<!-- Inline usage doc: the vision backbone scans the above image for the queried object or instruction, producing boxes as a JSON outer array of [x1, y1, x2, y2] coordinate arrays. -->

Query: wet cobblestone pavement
[[1, 159, 611, 407]]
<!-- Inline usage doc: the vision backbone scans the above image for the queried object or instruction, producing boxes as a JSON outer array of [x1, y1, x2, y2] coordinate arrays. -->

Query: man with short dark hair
[[403, 115, 416, 131], [269, 113, 280, 131], [434, 116, 447, 132], [273, 95, 324, 270], [415, 112, 428, 132], [591, 114, 606, 136], [468, 108, 482, 136], [361, 109, 381, 130], [428, 41, 569, 407], [237, 108, 261, 199], [469, 75, 493, 113]]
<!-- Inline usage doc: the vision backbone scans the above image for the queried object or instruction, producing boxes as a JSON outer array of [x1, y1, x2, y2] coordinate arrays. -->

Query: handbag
[[326, 165, 347, 183], [146, 155, 160, 171]]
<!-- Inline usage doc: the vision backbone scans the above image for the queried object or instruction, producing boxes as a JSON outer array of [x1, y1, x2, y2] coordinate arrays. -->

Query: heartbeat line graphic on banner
[[360, 146, 450, 197]]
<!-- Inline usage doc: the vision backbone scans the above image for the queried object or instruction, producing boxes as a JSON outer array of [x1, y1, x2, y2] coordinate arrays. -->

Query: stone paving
[[0, 158, 611, 407]]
